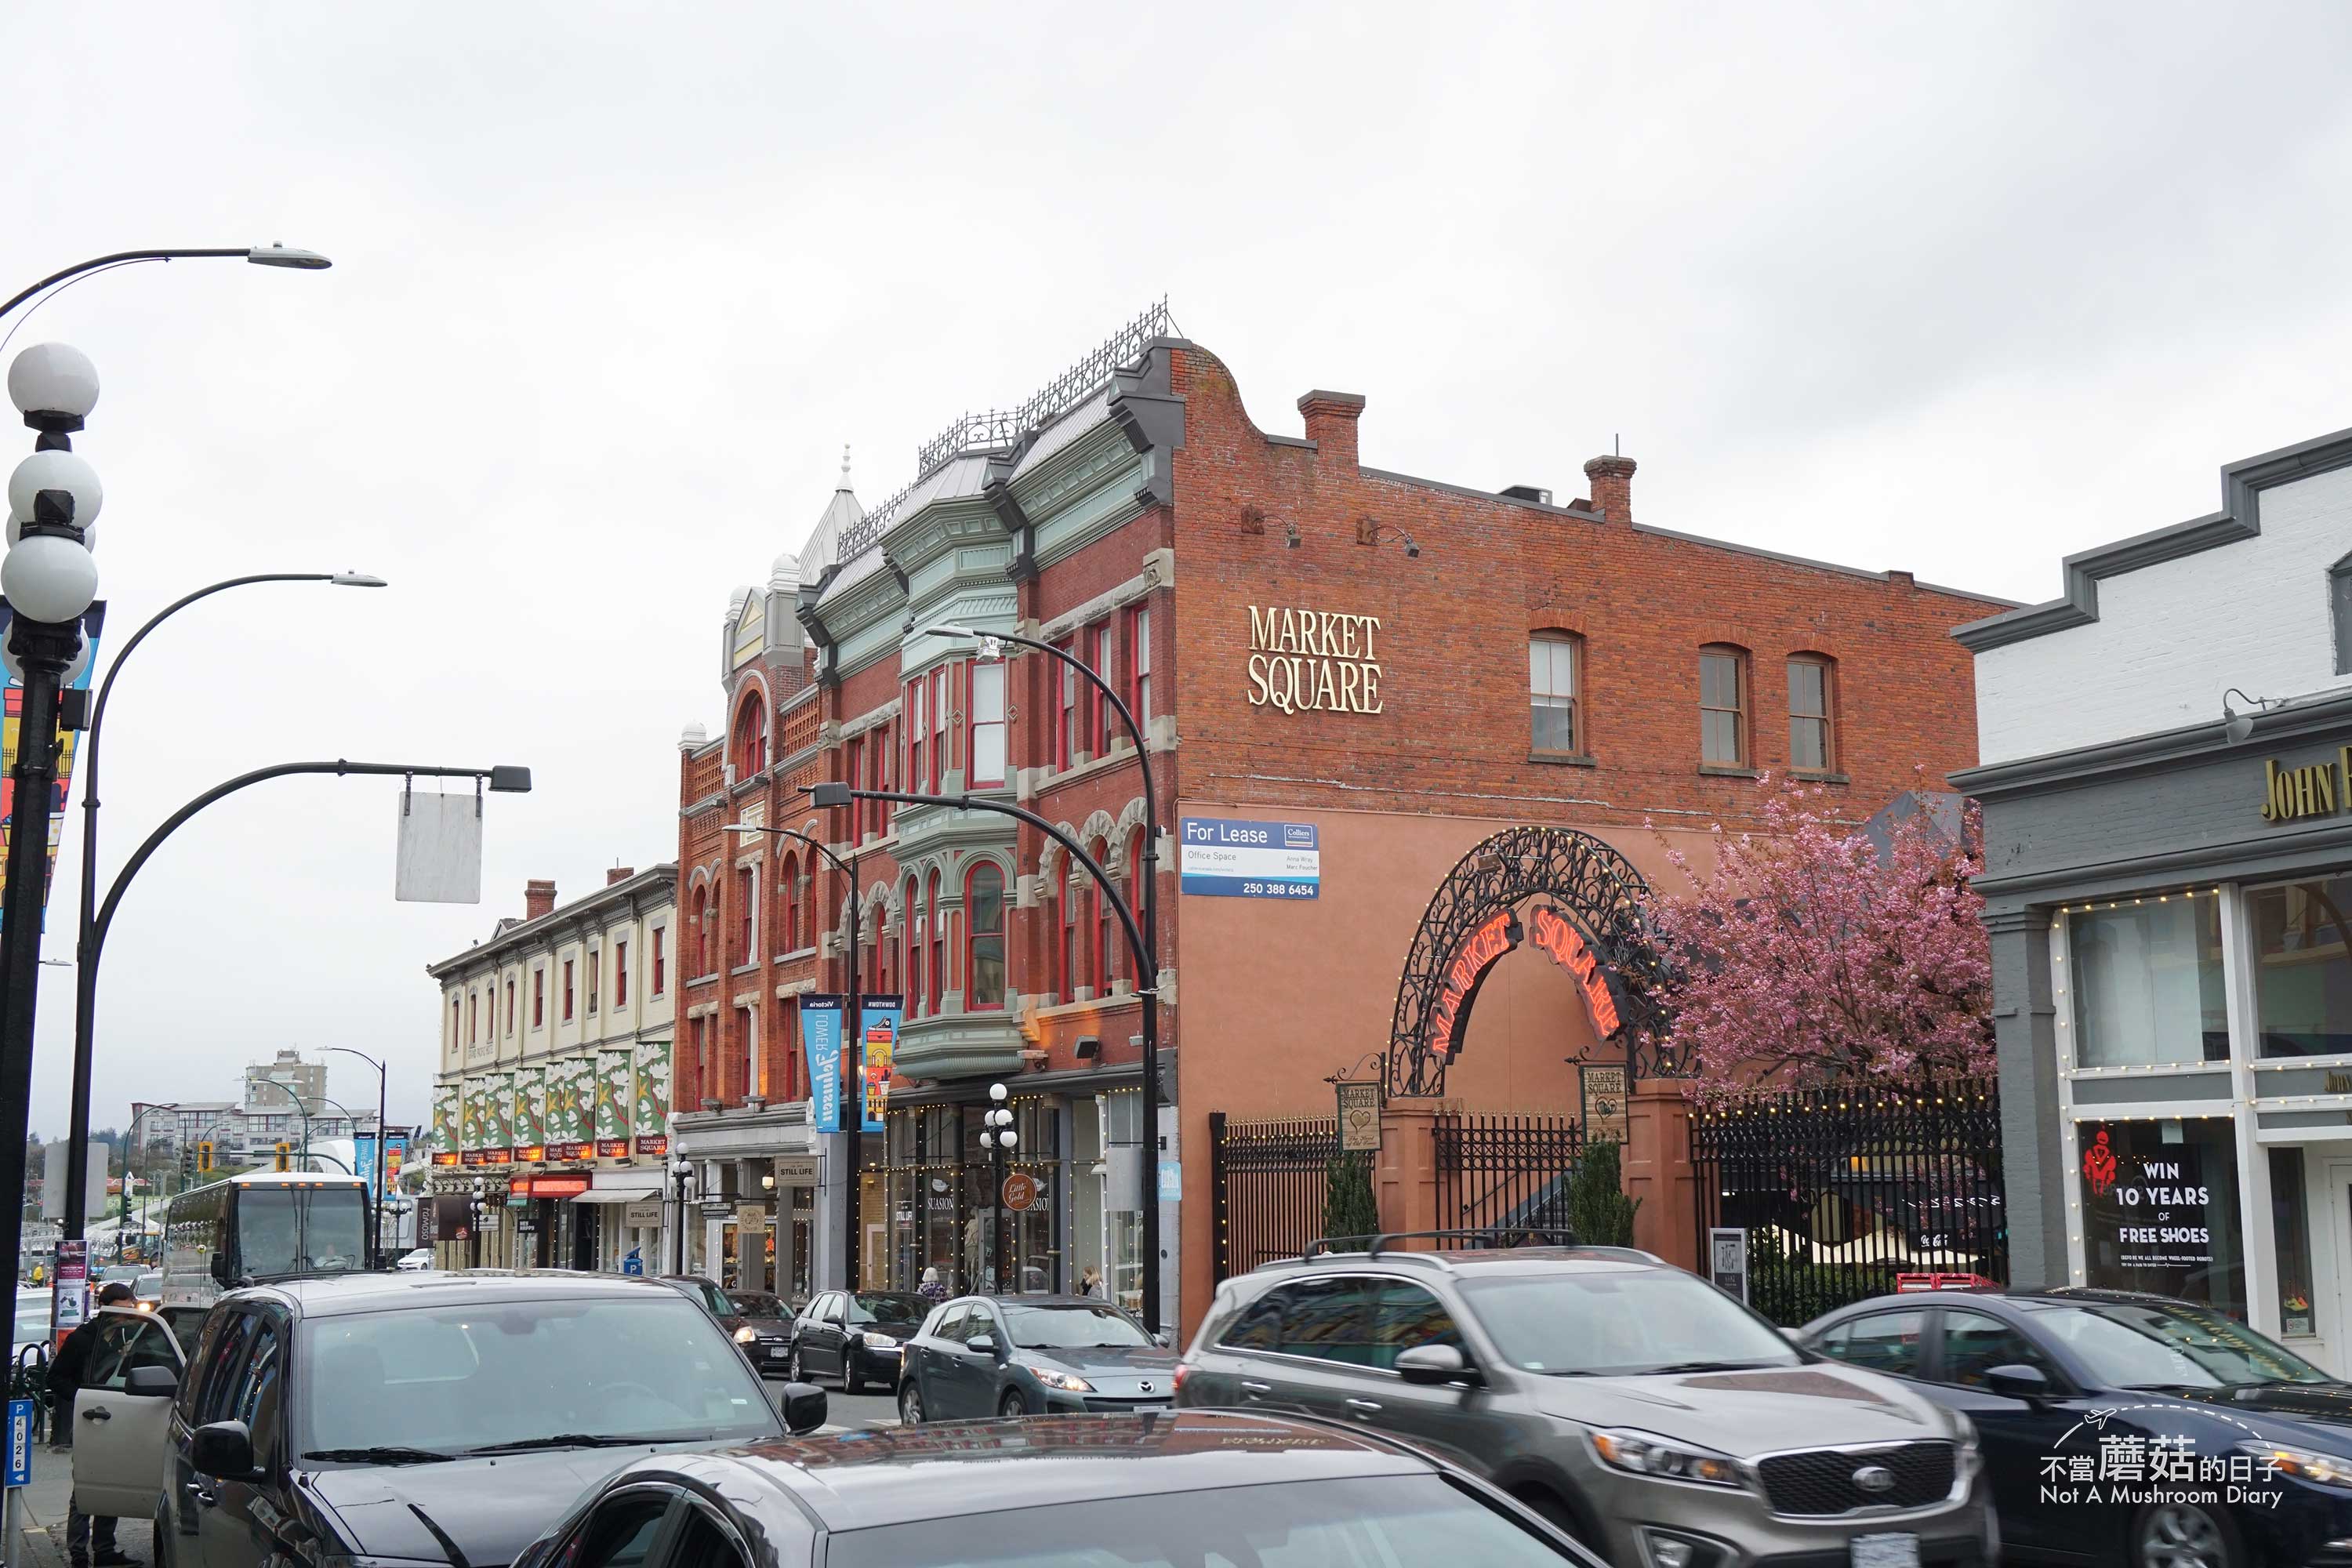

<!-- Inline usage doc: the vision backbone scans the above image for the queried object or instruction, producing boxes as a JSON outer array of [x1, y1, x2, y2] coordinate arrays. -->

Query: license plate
[[1851, 1534, 1919, 1568]]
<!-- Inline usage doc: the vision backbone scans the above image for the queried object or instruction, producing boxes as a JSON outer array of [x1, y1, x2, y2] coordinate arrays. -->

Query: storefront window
[[2069, 896, 2226, 1067], [1105, 1091, 1145, 1316], [2271, 1147, 2313, 1337], [2250, 875, 2352, 1057], [1073, 1098, 1105, 1298], [2077, 1116, 2243, 1318]]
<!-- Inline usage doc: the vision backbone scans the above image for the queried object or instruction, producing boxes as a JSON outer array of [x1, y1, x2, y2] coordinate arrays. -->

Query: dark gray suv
[[1176, 1239, 1991, 1568]]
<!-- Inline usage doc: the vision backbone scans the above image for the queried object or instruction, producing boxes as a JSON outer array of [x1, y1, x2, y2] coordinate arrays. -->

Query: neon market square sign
[[1431, 906, 1623, 1059]]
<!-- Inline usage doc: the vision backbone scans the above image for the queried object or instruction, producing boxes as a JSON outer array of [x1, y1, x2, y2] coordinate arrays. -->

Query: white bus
[[159, 1171, 370, 1309]]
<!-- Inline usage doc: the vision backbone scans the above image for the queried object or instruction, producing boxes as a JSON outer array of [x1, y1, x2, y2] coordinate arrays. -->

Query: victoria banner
[[633, 1038, 670, 1156], [859, 995, 902, 1134], [802, 995, 844, 1134], [0, 602, 103, 933]]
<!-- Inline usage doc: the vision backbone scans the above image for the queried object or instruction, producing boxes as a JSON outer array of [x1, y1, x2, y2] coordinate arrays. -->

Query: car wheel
[[1512, 1487, 1588, 1547], [999, 1388, 1029, 1417], [898, 1381, 924, 1425], [844, 1353, 866, 1396], [786, 1346, 804, 1382], [154, 1507, 176, 1568], [2133, 1501, 2241, 1568]]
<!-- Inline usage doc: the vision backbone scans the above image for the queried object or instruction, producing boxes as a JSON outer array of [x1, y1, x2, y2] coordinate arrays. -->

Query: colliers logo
[[1246, 606, 1383, 714]]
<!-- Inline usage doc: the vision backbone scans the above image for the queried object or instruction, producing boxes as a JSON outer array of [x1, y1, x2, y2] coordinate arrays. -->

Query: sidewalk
[[8, 1445, 151, 1568]]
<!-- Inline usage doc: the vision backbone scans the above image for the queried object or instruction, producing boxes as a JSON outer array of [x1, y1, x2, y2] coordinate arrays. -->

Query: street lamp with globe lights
[[0, 340, 103, 1306], [469, 1176, 489, 1269], [671, 1156, 697, 1275], [985, 1083, 1018, 1292]]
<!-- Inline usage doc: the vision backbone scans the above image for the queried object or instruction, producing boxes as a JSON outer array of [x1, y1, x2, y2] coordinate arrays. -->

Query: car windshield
[[134, 1274, 162, 1297], [13, 1301, 48, 1346], [726, 1291, 788, 1319], [1003, 1302, 1154, 1350], [238, 1185, 366, 1278], [1458, 1267, 1802, 1376], [846, 1292, 927, 1327], [2022, 1301, 2332, 1388], [826, 1474, 1575, 1566], [299, 1295, 779, 1458]]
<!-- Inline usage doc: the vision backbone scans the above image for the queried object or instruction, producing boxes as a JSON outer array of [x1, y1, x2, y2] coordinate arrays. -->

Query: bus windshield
[[238, 1185, 366, 1278]]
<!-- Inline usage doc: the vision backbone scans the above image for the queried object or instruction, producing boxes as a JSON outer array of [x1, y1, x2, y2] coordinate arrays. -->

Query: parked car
[[133, 1272, 164, 1305], [73, 1270, 825, 1568], [13, 1286, 50, 1349], [65, 1305, 194, 1523], [788, 1289, 927, 1393], [655, 1274, 797, 1378], [394, 1247, 434, 1272], [898, 1294, 1177, 1423], [1801, 1286, 2352, 1568], [512, 1407, 1609, 1568], [1178, 1237, 1991, 1566]]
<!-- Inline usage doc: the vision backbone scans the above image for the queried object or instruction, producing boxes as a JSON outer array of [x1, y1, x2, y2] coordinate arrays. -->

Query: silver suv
[[1175, 1239, 1992, 1568]]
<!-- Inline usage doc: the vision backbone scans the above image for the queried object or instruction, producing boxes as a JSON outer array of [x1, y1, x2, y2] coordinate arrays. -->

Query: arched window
[[732, 691, 768, 775], [903, 875, 923, 1017], [1123, 828, 1144, 985], [1090, 840, 1112, 993], [1787, 653, 1836, 772], [1057, 872, 1076, 1001], [926, 869, 944, 1014], [802, 857, 818, 956], [734, 866, 756, 967], [968, 863, 1007, 1010], [693, 885, 711, 976], [778, 853, 800, 953]]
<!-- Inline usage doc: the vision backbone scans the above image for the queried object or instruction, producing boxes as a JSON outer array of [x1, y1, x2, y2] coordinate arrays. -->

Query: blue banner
[[802, 996, 844, 1134], [859, 996, 902, 1134], [0, 602, 104, 934]]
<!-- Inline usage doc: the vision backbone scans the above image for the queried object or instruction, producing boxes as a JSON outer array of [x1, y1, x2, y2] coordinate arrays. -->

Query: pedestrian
[[917, 1266, 948, 1305], [50, 1282, 136, 1568], [1079, 1264, 1104, 1298]]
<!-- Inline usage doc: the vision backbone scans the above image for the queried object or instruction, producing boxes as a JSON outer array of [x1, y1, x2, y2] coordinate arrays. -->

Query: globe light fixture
[[7, 449, 101, 530], [6, 343, 99, 430], [4, 527, 98, 622]]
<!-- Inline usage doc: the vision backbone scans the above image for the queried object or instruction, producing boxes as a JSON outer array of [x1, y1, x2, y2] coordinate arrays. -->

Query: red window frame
[[1092, 876, 1112, 992], [533, 967, 546, 1027], [466, 991, 477, 1045], [969, 658, 1007, 787], [926, 869, 943, 1014], [903, 875, 922, 1018], [1127, 604, 1152, 731], [1090, 622, 1114, 753], [615, 942, 629, 1008], [1058, 877, 1076, 999], [586, 949, 601, 1014], [779, 855, 798, 953], [909, 679, 926, 795], [844, 735, 863, 838], [651, 930, 666, 997], [735, 866, 755, 967], [1054, 640, 1076, 770], [931, 666, 949, 789], [505, 979, 515, 1036], [562, 958, 575, 1022], [967, 862, 1006, 1011]]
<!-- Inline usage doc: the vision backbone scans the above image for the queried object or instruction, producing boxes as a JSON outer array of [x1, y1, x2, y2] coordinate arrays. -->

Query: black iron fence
[[1210, 1113, 1348, 1282], [1435, 1113, 1585, 1237], [1691, 1078, 2007, 1325]]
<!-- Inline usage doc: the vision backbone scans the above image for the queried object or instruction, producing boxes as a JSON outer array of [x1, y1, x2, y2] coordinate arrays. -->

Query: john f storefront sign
[[2259, 746, 2352, 824]]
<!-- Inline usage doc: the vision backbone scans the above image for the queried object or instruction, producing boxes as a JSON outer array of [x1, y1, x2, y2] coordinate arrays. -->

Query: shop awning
[[568, 1189, 643, 1205]]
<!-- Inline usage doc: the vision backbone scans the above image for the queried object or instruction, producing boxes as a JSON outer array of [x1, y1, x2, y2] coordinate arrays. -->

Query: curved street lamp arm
[[83, 574, 336, 804], [844, 788, 1153, 988], [318, 1045, 385, 1073], [93, 758, 526, 964], [0, 249, 251, 321], [730, 822, 854, 880]]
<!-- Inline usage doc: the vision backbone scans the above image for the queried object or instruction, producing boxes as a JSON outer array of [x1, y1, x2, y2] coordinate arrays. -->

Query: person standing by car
[[48, 1282, 136, 1568]]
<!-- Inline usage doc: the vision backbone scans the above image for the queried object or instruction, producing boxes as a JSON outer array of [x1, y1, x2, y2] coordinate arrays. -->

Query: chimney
[[1584, 453, 1636, 524], [1298, 390, 1367, 470], [606, 866, 636, 887], [524, 879, 557, 921]]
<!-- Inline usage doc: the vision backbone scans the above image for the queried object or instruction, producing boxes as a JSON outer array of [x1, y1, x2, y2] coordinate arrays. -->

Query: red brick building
[[673, 304, 2008, 1329]]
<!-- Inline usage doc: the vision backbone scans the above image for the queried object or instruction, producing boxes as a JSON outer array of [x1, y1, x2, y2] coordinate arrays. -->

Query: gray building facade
[[1955, 424, 2352, 1370]]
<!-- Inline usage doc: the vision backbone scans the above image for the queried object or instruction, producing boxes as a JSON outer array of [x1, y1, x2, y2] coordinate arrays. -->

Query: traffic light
[[196, 1141, 215, 1174], [273, 1142, 292, 1173]]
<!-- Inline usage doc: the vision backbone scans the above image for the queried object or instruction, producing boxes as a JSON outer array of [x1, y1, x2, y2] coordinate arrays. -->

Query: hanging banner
[[859, 995, 902, 1134], [459, 1076, 487, 1167], [483, 1070, 514, 1163], [383, 1132, 407, 1192], [513, 1067, 546, 1163], [802, 996, 844, 1135], [0, 602, 103, 934], [633, 1038, 671, 1156], [433, 1083, 461, 1167], [549, 1056, 594, 1161], [595, 1047, 633, 1157]]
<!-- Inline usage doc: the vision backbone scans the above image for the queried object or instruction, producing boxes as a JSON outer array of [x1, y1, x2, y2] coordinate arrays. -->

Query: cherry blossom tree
[[1646, 776, 1994, 1101]]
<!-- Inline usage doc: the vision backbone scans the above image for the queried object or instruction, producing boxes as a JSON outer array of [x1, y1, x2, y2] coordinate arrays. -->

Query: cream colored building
[[423, 866, 677, 1271]]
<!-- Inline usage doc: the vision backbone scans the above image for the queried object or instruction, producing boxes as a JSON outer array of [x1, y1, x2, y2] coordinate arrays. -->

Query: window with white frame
[[2067, 895, 2227, 1068]]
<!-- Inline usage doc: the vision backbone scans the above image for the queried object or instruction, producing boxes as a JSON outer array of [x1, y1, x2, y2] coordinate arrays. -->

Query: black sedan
[[786, 1288, 927, 1393], [1801, 1287, 2352, 1568], [897, 1294, 1175, 1423], [655, 1274, 797, 1377], [510, 1409, 1609, 1568]]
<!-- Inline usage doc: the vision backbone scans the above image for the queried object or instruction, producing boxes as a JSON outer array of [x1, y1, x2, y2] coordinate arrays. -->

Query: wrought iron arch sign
[[1385, 825, 1683, 1098]]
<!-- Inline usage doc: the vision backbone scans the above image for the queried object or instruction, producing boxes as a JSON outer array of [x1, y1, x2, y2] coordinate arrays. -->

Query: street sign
[[1000, 1172, 1038, 1213], [1708, 1227, 1750, 1304], [5, 1398, 32, 1486], [53, 1239, 89, 1341], [1158, 1158, 1181, 1203]]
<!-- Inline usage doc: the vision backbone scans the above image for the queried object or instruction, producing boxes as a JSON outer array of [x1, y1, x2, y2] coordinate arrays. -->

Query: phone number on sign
[[1241, 881, 1318, 898]]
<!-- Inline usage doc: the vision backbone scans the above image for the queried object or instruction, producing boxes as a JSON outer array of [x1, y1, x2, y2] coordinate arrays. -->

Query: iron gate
[[1210, 1113, 1344, 1281], [1435, 1113, 1584, 1236], [1692, 1079, 2007, 1325]]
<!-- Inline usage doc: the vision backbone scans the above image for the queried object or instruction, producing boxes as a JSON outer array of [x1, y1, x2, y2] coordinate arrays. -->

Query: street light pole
[[721, 820, 861, 1292], [320, 1046, 389, 1265], [670, 1156, 695, 1276], [469, 1176, 486, 1269], [811, 781, 1163, 1333], [927, 625, 1164, 1329], [118, 1102, 177, 1251], [0, 245, 330, 324], [64, 572, 387, 1249], [983, 1083, 1017, 1291]]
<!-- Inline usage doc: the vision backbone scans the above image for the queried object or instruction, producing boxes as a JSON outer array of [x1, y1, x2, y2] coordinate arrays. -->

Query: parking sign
[[6, 1398, 33, 1486]]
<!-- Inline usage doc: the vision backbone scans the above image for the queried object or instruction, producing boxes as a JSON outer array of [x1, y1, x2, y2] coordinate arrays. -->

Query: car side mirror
[[209, 1255, 232, 1287], [1984, 1363, 2052, 1403], [191, 1420, 259, 1479], [124, 1365, 179, 1399], [777, 1381, 827, 1436], [967, 1334, 1000, 1358], [1396, 1343, 1480, 1387]]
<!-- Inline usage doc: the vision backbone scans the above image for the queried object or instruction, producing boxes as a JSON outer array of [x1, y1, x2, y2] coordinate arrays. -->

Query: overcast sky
[[14, 2, 2352, 1138]]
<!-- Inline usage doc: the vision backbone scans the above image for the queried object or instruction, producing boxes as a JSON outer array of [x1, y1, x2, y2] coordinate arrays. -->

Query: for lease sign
[[1180, 817, 1319, 899]]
